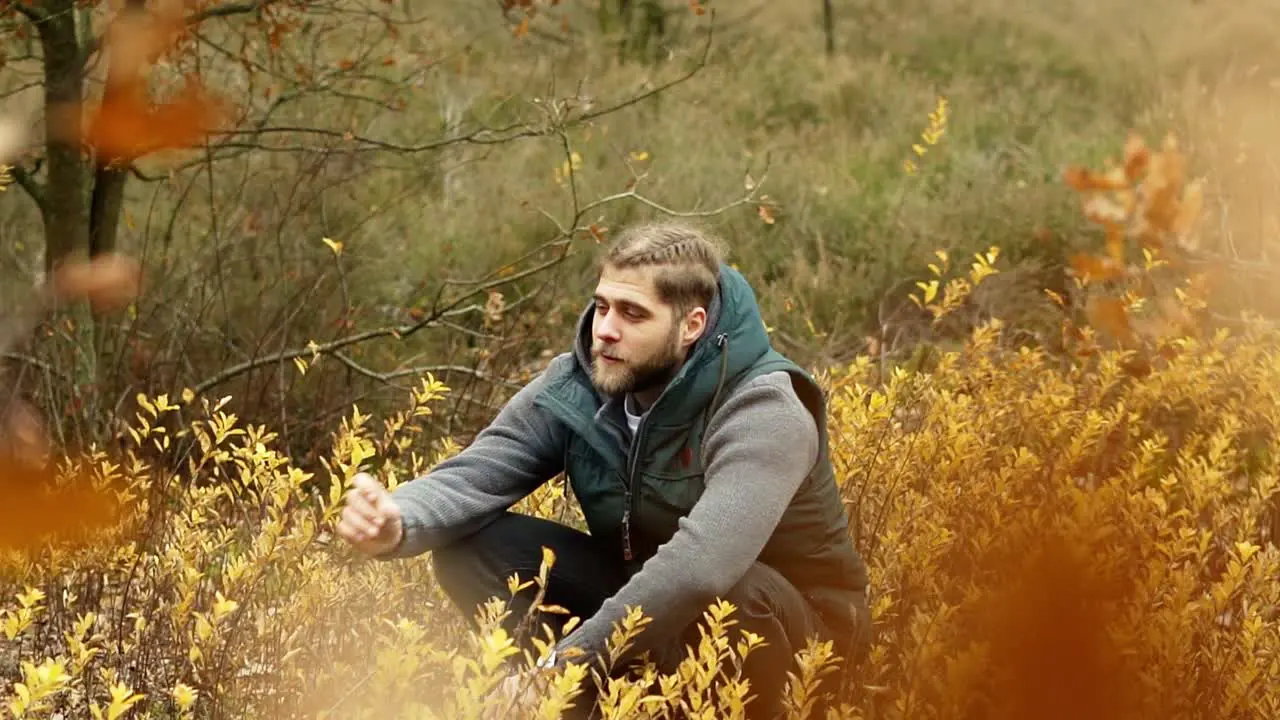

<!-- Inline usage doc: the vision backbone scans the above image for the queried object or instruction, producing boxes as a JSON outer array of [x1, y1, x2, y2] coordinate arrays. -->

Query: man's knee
[[720, 562, 821, 645], [429, 538, 475, 595], [428, 513, 525, 608]]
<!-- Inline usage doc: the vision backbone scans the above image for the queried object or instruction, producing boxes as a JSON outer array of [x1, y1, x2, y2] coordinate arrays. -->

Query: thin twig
[[331, 351, 523, 389], [0, 351, 71, 383]]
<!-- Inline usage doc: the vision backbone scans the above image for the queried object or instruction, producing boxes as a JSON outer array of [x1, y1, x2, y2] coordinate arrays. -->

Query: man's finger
[[344, 486, 386, 522], [335, 517, 364, 544], [351, 472, 384, 498], [369, 487, 400, 520], [352, 472, 399, 519], [340, 499, 382, 537]]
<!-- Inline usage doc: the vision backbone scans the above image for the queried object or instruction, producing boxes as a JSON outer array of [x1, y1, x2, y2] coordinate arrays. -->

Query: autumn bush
[[6, 282, 1280, 719]]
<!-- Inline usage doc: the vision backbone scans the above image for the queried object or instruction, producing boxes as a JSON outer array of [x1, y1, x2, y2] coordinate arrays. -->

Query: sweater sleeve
[[553, 371, 819, 668], [379, 354, 571, 558]]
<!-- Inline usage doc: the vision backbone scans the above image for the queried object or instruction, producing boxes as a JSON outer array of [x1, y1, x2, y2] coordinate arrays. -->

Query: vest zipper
[[620, 332, 729, 562]]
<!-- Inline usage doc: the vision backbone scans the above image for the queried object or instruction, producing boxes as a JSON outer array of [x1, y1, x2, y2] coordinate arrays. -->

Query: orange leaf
[[1104, 223, 1126, 263], [82, 82, 228, 162], [1122, 131, 1149, 181], [1, 401, 47, 468], [0, 454, 125, 553], [50, 253, 142, 313], [758, 204, 776, 225], [103, 3, 186, 83], [1086, 296, 1135, 345], [1064, 166, 1128, 192], [513, 16, 530, 37]]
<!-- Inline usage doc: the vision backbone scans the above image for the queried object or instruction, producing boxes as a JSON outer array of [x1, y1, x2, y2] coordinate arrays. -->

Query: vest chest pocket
[[633, 424, 708, 546], [634, 469, 706, 549]]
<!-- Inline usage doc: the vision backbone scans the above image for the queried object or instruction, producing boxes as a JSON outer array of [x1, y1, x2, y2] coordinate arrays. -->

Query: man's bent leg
[[667, 562, 830, 720], [431, 511, 627, 648]]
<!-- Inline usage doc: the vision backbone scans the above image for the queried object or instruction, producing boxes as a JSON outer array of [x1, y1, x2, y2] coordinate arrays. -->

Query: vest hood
[[569, 263, 774, 425]]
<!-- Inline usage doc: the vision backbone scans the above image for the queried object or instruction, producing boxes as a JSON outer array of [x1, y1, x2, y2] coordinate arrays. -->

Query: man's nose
[[595, 311, 622, 342]]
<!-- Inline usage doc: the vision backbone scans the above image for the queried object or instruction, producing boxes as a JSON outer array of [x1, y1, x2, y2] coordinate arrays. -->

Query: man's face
[[589, 264, 705, 397]]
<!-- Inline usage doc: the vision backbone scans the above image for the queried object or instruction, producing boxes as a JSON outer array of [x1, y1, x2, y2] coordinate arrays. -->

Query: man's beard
[[590, 325, 684, 397]]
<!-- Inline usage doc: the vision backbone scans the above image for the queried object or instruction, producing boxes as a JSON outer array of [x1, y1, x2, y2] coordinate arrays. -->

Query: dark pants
[[432, 512, 843, 719]]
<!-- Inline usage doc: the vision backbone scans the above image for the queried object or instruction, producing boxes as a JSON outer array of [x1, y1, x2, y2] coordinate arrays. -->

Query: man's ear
[[680, 307, 707, 348]]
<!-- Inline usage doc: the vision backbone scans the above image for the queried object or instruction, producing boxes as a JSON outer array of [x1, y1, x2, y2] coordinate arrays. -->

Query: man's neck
[[631, 354, 692, 411], [631, 387, 662, 413]]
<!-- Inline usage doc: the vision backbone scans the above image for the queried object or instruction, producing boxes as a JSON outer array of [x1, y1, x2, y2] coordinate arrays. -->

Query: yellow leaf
[[172, 683, 198, 711], [321, 237, 343, 255], [194, 614, 212, 642], [916, 280, 940, 304], [212, 592, 238, 620], [1236, 541, 1260, 563]]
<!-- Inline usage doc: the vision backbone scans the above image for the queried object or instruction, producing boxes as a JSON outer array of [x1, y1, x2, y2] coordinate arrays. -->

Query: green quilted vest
[[533, 264, 869, 642]]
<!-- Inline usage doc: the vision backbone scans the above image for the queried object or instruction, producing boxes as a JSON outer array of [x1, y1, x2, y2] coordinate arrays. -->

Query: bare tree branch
[[68, 7, 730, 411], [80, 0, 289, 67], [331, 351, 522, 389], [187, 243, 572, 398], [198, 11, 719, 157], [580, 161, 770, 218], [1, 351, 71, 383], [577, 9, 717, 124], [187, 165, 758, 400], [186, 0, 283, 24]]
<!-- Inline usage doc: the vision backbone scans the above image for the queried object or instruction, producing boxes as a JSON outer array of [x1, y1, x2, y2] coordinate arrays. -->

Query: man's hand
[[494, 667, 547, 715], [336, 472, 404, 556]]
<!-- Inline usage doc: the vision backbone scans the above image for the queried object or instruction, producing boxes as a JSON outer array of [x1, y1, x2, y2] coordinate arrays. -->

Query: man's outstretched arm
[[552, 371, 819, 668], [368, 354, 572, 559]]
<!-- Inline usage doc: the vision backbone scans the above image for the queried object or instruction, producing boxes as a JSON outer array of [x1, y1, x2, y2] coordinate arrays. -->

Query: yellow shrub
[[5, 309, 1280, 719], [826, 316, 1280, 719]]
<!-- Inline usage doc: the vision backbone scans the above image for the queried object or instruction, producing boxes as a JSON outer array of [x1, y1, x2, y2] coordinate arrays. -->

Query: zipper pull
[[622, 496, 634, 561], [716, 332, 728, 348]]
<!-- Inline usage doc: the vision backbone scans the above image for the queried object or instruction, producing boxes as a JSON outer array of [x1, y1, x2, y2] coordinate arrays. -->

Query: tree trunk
[[38, 0, 87, 272], [88, 170, 127, 258], [88, 0, 147, 259]]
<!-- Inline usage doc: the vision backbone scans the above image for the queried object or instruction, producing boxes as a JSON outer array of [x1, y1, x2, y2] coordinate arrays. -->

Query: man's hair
[[601, 220, 724, 317]]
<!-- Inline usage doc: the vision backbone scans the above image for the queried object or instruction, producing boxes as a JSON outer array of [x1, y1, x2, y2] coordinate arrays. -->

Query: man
[[337, 220, 871, 718]]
